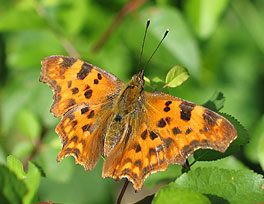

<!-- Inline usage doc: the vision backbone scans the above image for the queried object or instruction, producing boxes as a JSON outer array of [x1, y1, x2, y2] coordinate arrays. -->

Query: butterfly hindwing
[[102, 111, 168, 190], [56, 103, 114, 170], [102, 91, 237, 190]]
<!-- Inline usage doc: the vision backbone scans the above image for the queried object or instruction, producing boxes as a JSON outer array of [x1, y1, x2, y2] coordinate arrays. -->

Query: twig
[[117, 179, 129, 204], [34, 2, 80, 58], [92, 0, 149, 52], [23, 126, 48, 171]]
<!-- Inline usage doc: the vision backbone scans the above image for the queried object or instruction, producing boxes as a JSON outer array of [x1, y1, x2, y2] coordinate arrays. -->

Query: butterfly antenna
[[136, 19, 151, 71], [143, 29, 169, 70]]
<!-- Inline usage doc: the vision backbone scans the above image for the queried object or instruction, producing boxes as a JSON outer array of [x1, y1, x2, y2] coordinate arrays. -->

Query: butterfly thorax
[[103, 72, 145, 157]]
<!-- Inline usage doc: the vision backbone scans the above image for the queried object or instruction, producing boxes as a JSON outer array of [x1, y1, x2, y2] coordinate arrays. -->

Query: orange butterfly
[[40, 55, 237, 190]]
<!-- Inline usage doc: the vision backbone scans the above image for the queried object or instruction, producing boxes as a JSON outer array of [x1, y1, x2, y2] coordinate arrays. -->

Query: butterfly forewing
[[40, 55, 124, 170], [40, 55, 124, 117], [143, 91, 237, 165]]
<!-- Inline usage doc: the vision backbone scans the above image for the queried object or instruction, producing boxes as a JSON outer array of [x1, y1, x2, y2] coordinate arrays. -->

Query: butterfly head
[[130, 70, 145, 90]]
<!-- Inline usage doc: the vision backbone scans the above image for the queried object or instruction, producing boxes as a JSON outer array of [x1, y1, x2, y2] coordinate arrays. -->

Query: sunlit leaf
[[164, 65, 189, 88], [173, 167, 264, 204], [153, 186, 210, 204]]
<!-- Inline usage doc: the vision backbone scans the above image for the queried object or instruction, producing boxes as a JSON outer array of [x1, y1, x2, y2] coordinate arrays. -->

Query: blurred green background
[[0, 0, 264, 203]]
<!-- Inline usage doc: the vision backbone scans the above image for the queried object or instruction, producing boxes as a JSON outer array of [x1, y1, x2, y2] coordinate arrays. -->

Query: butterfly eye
[[114, 114, 122, 122], [128, 85, 135, 89]]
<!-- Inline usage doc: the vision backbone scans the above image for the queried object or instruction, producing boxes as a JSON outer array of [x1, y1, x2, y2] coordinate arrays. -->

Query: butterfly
[[40, 55, 237, 191]]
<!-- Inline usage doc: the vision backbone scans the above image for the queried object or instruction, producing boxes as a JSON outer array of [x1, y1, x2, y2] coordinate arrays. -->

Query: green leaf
[[173, 167, 264, 204], [193, 156, 247, 171], [184, 0, 229, 39], [202, 91, 225, 112], [0, 165, 27, 204], [23, 162, 41, 204], [165, 66, 190, 88], [194, 113, 249, 162], [244, 115, 264, 163], [144, 76, 165, 91], [153, 186, 210, 204], [258, 133, 264, 171], [144, 165, 181, 189], [143, 76, 151, 85], [6, 155, 26, 180], [6, 155, 41, 204], [17, 109, 41, 140]]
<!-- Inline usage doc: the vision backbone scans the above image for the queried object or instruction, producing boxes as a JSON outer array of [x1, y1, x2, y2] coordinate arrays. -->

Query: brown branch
[[117, 179, 129, 204], [23, 126, 48, 171], [92, 0, 149, 52], [34, 2, 80, 58]]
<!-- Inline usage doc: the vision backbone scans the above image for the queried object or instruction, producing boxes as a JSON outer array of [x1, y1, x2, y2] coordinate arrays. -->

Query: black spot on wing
[[165, 101, 172, 106], [71, 87, 79, 94], [157, 118, 166, 128], [136, 144, 141, 152], [68, 81, 72, 88], [81, 107, 89, 114], [150, 131, 158, 140], [87, 110, 94, 118], [134, 160, 142, 167], [82, 124, 91, 132], [185, 127, 192, 135], [77, 62, 92, 80], [84, 90, 93, 99], [94, 79, 99, 84], [172, 127, 181, 135], [163, 107, 170, 112], [98, 73, 102, 80], [141, 130, 147, 140], [179, 102, 195, 121], [61, 57, 77, 68]]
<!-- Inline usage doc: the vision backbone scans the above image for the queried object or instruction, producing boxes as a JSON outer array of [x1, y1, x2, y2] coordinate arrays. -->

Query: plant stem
[[23, 126, 48, 171], [34, 2, 80, 58], [92, 0, 149, 52], [117, 179, 129, 204]]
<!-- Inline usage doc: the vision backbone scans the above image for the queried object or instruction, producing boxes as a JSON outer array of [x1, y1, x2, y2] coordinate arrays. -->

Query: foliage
[[0, 0, 264, 203]]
